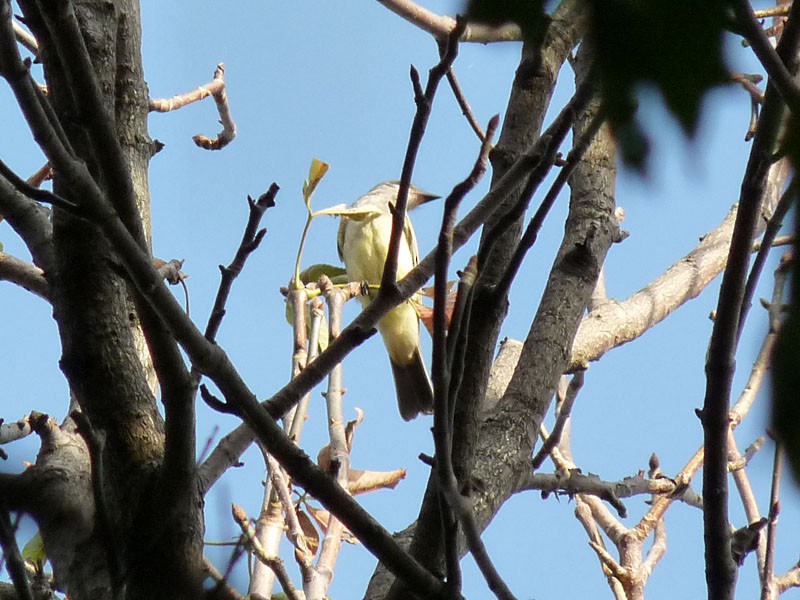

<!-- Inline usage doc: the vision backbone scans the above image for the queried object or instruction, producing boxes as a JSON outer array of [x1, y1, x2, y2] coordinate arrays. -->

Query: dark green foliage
[[773, 199, 800, 483], [465, 0, 547, 41], [589, 0, 730, 168]]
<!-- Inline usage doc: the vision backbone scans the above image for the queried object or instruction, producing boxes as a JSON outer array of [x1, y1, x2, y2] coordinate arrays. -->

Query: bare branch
[[232, 503, 302, 600], [377, 0, 522, 42], [532, 371, 584, 470], [150, 63, 237, 151], [204, 185, 277, 343], [760, 444, 783, 600], [381, 18, 465, 289], [702, 6, 800, 592], [731, 0, 800, 117], [0, 506, 33, 600], [12, 18, 37, 55], [0, 251, 48, 300]]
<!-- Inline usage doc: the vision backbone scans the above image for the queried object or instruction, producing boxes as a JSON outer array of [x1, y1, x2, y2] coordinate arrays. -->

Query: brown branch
[[377, 0, 522, 42], [431, 115, 501, 598], [150, 64, 237, 150], [0, 506, 33, 600], [740, 177, 797, 339], [0, 251, 48, 300], [0, 175, 53, 273], [232, 503, 302, 600], [531, 371, 584, 470], [34, 1, 147, 244], [307, 279, 350, 600], [204, 185, 277, 343], [493, 99, 606, 301], [70, 411, 123, 600], [754, 5, 792, 18], [731, 72, 765, 104], [265, 454, 315, 575], [11, 18, 36, 55], [202, 558, 246, 600], [25, 163, 52, 188], [728, 433, 766, 573], [0, 415, 33, 448], [381, 19, 464, 290], [760, 443, 783, 600], [0, 157, 80, 213], [702, 4, 800, 593], [443, 61, 486, 142], [732, 0, 800, 116]]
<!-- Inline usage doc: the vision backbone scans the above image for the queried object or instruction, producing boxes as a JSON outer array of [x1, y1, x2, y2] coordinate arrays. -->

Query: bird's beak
[[408, 188, 440, 210]]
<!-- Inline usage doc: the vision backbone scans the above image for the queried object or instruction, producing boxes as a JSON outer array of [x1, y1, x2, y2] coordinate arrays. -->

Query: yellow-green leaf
[[302, 158, 330, 208], [22, 530, 46, 569], [297, 263, 347, 285]]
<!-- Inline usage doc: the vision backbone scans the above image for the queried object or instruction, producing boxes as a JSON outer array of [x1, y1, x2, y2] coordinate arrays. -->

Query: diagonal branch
[[0, 251, 48, 300], [381, 18, 464, 289], [731, 0, 800, 117], [377, 0, 522, 42]]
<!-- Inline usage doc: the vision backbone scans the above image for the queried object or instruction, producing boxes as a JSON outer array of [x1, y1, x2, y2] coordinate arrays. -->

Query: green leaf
[[302, 158, 330, 210], [590, 0, 729, 166], [773, 203, 800, 483], [22, 530, 46, 570], [465, 0, 547, 41], [297, 263, 347, 285]]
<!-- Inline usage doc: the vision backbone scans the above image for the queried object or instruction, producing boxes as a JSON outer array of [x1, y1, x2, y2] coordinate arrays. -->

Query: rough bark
[[4, 1, 203, 598], [365, 9, 611, 597]]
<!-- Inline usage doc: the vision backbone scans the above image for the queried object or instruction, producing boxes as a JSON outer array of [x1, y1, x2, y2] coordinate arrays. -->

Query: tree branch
[[0, 251, 48, 300], [149, 63, 238, 151], [377, 0, 522, 42], [702, 5, 800, 594]]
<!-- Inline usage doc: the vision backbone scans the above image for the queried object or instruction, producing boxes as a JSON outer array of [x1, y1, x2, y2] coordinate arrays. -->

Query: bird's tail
[[389, 348, 434, 421]]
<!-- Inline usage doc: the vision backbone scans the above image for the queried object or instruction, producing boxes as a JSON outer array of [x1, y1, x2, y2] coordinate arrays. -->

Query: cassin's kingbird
[[337, 180, 438, 420]]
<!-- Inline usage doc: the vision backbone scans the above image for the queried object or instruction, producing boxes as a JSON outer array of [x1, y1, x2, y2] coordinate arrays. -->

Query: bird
[[337, 180, 438, 420]]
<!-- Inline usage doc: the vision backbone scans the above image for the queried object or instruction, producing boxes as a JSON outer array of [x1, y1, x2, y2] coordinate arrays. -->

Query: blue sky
[[2, 1, 799, 598]]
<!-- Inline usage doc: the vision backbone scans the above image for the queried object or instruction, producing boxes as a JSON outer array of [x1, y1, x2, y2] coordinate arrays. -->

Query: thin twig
[[728, 432, 766, 574], [760, 443, 783, 600], [532, 371, 584, 470], [731, 0, 800, 116], [0, 157, 80, 213], [287, 294, 324, 443], [204, 185, 278, 343], [11, 18, 36, 55], [376, 0, 522, 42], [0, 505, 32, 600], [476, 73, 599, 296], [432, 113, 512, 599], [441, 47, 486, 142], [150, 64, 238, 151], [381, 18, 466, 289], [739, 177, 797, 339], [265, 455, 315, 576], [202, 557, 246, 600], [754, 5, 792, 18], [432, 115, 497, 596], [231, 504, 302, 600], [308, 279, 350, 599]]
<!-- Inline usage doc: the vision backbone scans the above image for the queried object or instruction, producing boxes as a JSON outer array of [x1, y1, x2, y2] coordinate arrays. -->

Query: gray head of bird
[[359, 180, 440, 211]]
